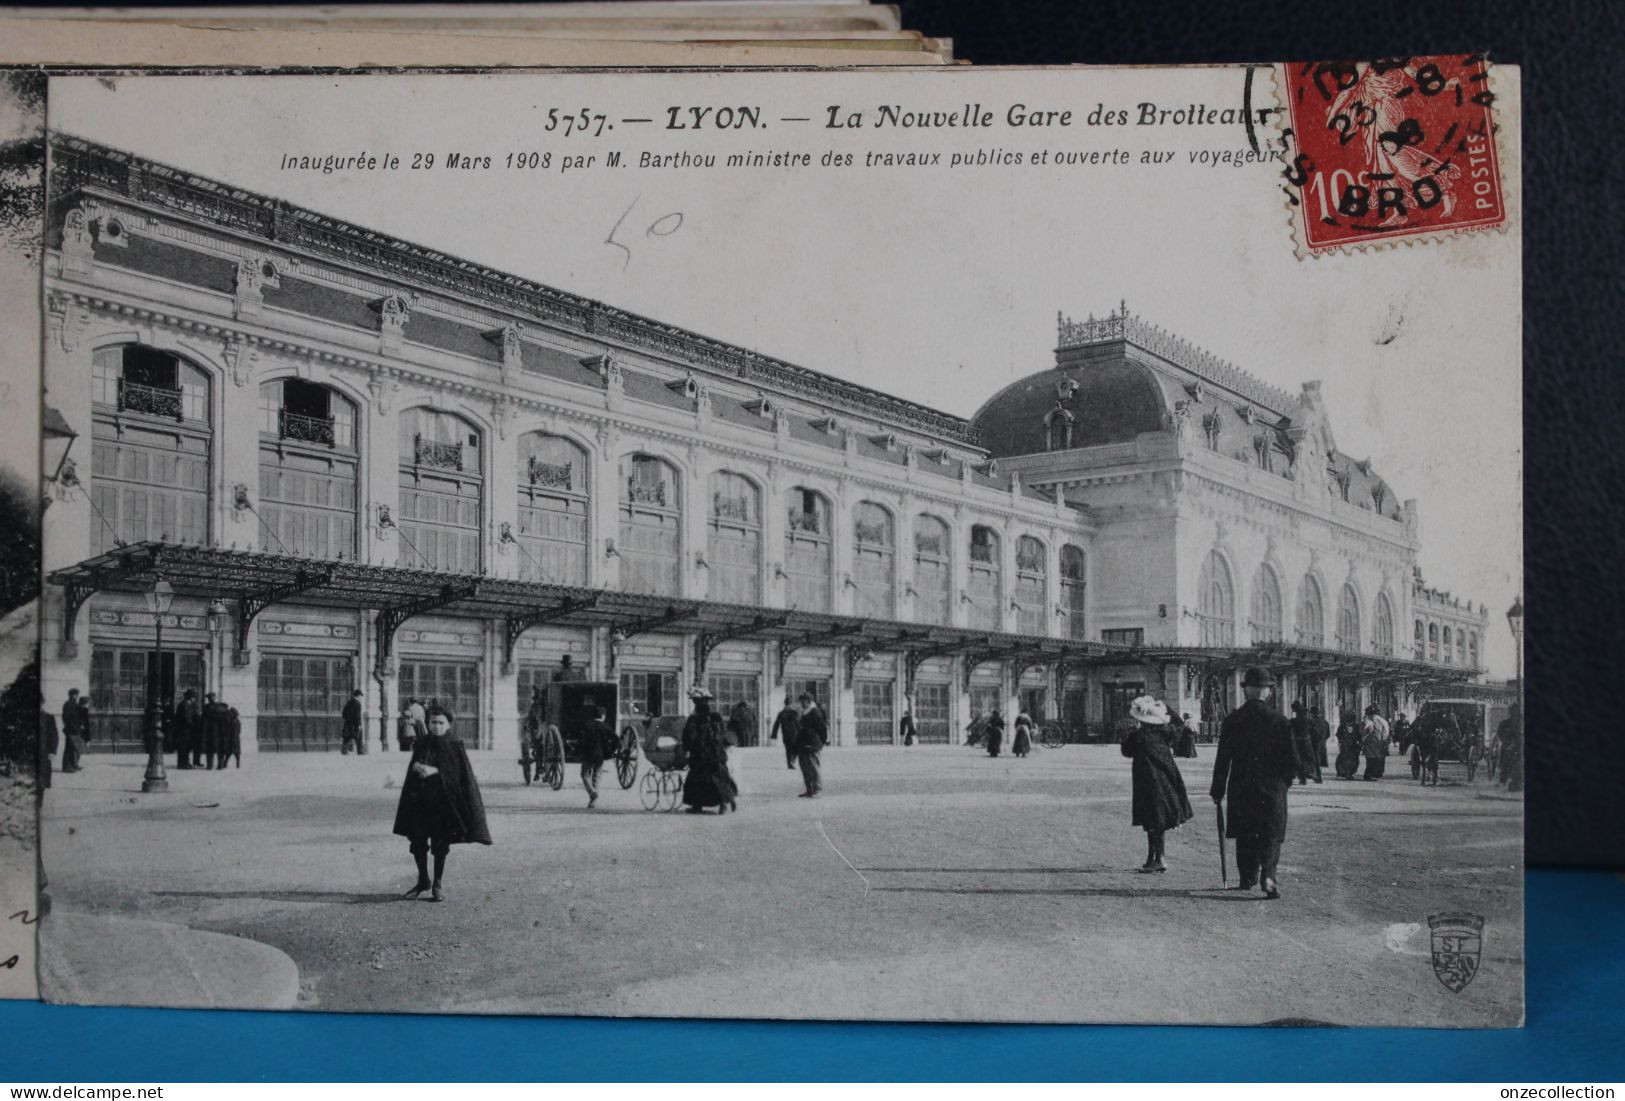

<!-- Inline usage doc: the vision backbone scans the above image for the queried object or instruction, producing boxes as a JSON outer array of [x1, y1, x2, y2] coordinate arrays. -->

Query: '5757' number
[[546, 108, 610, 137]]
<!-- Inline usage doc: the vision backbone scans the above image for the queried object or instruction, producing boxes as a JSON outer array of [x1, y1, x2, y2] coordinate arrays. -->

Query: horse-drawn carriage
[[519, 680, 641, 792], [1408, 698, 1508, 785]]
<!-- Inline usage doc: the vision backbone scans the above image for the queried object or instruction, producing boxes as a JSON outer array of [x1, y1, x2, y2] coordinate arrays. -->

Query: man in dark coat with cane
[[1210, 667, 1298, 900]]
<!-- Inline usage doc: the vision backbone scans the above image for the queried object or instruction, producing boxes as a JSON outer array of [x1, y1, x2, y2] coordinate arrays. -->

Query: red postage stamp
[[1279, 56, 1505, 253]]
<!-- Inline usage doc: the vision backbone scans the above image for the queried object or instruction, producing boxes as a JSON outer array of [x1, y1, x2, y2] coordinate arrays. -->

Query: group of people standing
[[159, 689, 242, 770]]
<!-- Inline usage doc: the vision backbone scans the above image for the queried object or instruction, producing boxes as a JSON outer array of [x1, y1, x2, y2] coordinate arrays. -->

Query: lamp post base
[[142, 734, 169, 794]]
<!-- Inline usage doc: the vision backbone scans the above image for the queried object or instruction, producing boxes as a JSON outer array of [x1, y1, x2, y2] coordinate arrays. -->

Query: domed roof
[[972, 355, 1167, 458]]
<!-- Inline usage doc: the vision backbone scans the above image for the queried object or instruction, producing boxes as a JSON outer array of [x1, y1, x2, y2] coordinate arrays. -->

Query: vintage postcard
[[34, 64, 1522, 1025]]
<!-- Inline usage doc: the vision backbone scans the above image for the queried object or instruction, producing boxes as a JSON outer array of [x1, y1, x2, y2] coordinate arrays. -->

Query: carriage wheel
[[639, 771, 662, 811], [1040, 721, 1065, 750], [1464, 744, 1480, 783], [615, 725, 640, 790], [662, 770, 683, 811], [541, 724, 566, 791]]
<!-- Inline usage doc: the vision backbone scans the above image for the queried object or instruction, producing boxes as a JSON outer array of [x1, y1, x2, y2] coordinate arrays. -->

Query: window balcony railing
[[627, 479, 668, 507], [914, 534, 945, 557], [854, 519, 890, 547], [528, 457, 573, 491], [712, 493, 752, 522], [414, 433, 463, 471], [969, 542, 995, 565], [117, 378, 184, 420], [788, 510, 822, 535], [279, 408, 336, 447], [1016, 551, 1046, 574]]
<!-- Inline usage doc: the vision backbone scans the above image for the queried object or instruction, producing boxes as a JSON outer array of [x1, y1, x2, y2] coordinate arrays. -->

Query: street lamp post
[[142, 578, 174, 794], [1505, 597, 1524, 792]]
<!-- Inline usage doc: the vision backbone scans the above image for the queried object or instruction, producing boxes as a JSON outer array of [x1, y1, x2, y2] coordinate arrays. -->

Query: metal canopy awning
[[48, 543, 1482, 688], [47, 542, 1135, 678]]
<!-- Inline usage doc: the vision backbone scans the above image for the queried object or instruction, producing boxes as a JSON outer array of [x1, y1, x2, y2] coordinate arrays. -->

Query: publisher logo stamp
[[1280, 57, 1505, 253], [1428, 911, 1485, 993]]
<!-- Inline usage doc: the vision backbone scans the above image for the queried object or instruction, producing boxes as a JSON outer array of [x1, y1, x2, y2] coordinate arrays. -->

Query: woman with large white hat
[[1120, 694, 1194, 873]]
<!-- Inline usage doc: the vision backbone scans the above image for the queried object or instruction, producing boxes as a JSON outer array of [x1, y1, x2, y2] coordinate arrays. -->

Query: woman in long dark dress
[[393, 705, 492, 900], [984, 709, 1006, 757], [1120, 695, 1193, 873], [1333, 709, 1362, 780], [681, 688, 738, 815], [1011, 712, 1034, 758]]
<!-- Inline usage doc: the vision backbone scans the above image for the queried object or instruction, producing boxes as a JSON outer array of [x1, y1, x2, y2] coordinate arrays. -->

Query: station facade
[[40, 137, 1488, 757]]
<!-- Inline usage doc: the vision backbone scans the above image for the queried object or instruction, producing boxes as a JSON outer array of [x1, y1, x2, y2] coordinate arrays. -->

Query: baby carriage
[[638, 713, 689, 811]]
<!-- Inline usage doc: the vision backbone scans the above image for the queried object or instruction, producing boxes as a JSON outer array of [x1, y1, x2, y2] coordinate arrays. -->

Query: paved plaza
[[40, 742, 1522, 1026]]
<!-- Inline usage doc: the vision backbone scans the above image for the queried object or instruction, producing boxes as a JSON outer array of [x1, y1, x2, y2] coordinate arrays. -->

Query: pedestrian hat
[[687, 685, 714, 700], [1241, 666, 1277, 688], [1128, 695, 1169, 725], [1291, 700, 1307, 712]]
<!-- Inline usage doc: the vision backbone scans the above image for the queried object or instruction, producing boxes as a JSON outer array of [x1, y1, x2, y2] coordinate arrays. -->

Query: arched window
[[90, 345, 213, 553], [618, 454, 681, 597], [1374, 593, 1396, 656], [967, 525, 1002, 630], [258, 380, 358, 560], [1457, 631, 1466, 666], [708, 471, 760, 604], [398, 408, 483, 573], [785, 487, 833, 611], [1428, 622, 1440, 662], [1060, 545, 1087, 640], [516, 432, 589, 585], [1337, 583, 1362, 652], [851, 502, 895, 619], [1197, 551, 1235, 646], [1415, 619, 1425, 660], [1442, 625, 1454, 664], [1014, 536, 1047, 635], [1297, 575, 1325, 647], [912, 515, 952, 626], [1045, 406, 1075, 452], [1468, 632, 1480, 669], [1250, 563, 1283, 644]]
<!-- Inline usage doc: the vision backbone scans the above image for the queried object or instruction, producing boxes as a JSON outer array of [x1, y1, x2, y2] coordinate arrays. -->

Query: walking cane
[[1216, 802, 1228, 887]]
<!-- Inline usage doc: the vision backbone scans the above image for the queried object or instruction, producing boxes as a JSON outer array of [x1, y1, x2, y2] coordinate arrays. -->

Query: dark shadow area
[[859, 866, 1121, 875], [871, 884, 1265, 902]]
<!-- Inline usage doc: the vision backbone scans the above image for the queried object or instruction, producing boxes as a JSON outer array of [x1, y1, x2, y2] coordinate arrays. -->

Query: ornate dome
[[971, 355, 1167, 458]]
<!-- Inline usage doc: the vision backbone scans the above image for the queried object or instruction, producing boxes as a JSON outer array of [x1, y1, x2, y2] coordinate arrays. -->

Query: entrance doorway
[[913, 682, 951, 744], [1104, 681, 1145, 739], [400, 661, 483, 748], [1200, 674, 1229, 743], [619, 669, 679, 723], [89, 645, 205, 753], [854, 680, 895, 745], [256, 654, 356, 752], [1020, 687, 1048, 721], [707, 672, 761, 746]]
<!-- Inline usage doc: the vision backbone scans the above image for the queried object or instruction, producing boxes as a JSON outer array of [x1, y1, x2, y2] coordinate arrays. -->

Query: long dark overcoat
[[1209, 698, 1297, 841], [1289, 714, 1316, 779], [1121, 725, 1194, 832], [392, 734, 493, 846], [201, 701, 232, 756], [681, 710, 737, 809]]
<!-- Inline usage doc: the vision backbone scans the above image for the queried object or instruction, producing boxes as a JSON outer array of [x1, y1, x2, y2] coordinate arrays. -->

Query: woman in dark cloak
[[1120, 695, 1194, 872], [681, 688, 738, 814], [393, 705, 492, 900], [1333, 709, 1362, 780], [984, 709, 1006, 757]]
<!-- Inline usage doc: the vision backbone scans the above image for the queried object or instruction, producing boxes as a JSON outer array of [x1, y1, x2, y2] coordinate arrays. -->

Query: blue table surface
[[3, 869, 1619, 1082]]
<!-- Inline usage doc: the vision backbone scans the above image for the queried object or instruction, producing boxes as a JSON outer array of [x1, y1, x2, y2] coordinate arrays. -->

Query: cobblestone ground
[[42, 743, 1522, 1026]]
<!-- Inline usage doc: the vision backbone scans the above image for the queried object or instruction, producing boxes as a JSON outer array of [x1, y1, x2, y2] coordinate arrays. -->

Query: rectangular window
[[854, 680, 895, 746], [707, 673, 761, 746], [619, 670, 679, 722], [913, 682, 951, 744], [1101, 628, 1144, 646]]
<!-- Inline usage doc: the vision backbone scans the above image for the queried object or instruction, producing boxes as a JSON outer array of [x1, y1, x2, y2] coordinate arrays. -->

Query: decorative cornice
[[52, 134, 981, 448], [1057, 301, 1297, 416]]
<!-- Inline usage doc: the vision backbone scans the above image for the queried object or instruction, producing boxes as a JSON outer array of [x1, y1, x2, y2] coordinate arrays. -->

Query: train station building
[[40, 136, 1490, 756]]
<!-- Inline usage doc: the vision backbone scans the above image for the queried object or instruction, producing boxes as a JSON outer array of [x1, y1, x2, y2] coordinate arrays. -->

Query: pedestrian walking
[[1392, 711, 1413, 756], [1012, 711, 1034, 757], [794, 692, 827, 798], [899, 708, 917, 747], [201, 692, 231, 771], [409, 697, 428, 744], [1361, 705, 1390, 781], [393, 704, 490, 902], [172, 689, 200, 769], [1169, 710, 1198, 758], [1497, 703, 1523, 793], [59, 689, 86, 772], [341, 689, 364, 755], [579, 705, 617, 808], [1310, 704, 1331, 770], [681, 686, 737, 814], [984, 708, 1005, 758], [770, 696, 799, 769], [1411, 714, 1441, 785], [219, 705, 242, 769], [1289, 700, 1322, 784], [397, 702, 416, 752], [1333, 709, 1361, 779], [725, 699, 754, 748], [1209, 667, 1297, 899], [1121, 695, 1194, 873]]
